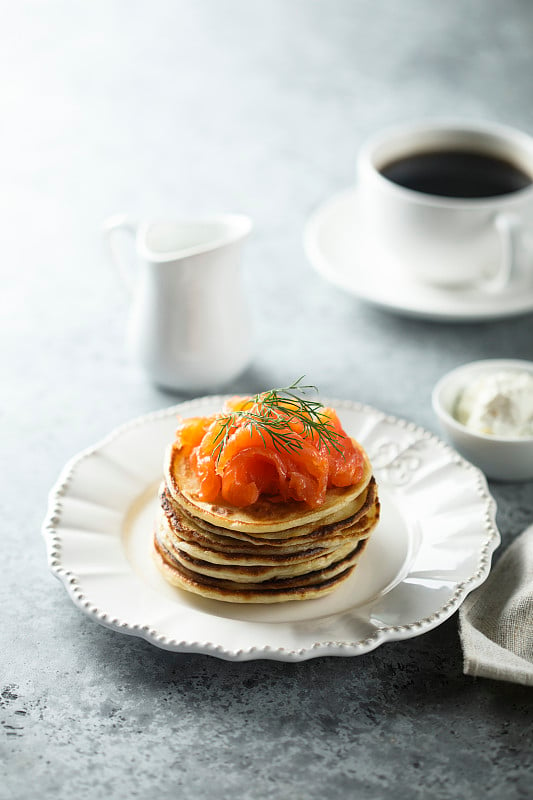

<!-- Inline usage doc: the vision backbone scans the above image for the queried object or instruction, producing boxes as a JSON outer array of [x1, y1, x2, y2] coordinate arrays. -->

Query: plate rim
[[304, 186, 533, 322], [42, 396, 500, 662]]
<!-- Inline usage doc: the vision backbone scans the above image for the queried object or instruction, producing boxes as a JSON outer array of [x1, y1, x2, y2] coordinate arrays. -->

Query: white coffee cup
[[357, 120, 533, 290]]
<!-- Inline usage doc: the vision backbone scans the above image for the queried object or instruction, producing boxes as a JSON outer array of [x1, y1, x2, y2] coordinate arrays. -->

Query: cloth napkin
[[459, 524, 533, 686]]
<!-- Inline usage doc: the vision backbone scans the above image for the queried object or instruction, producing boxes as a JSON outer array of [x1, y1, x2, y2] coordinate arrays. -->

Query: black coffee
[[380, 150, 532, 198]]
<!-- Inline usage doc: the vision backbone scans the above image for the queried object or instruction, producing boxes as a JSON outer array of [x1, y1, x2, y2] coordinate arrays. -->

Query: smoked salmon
[[173, 394, 365, 509]]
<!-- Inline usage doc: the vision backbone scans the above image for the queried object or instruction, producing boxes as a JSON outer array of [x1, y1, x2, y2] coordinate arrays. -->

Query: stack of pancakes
[[153, 442, 380, 603]]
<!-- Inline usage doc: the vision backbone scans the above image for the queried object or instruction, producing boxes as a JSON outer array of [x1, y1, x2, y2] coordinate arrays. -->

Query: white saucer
[[304, 188, 533, 322]]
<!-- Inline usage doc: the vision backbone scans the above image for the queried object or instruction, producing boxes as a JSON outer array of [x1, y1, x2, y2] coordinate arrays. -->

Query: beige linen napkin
[[459, 524, 533, 686]]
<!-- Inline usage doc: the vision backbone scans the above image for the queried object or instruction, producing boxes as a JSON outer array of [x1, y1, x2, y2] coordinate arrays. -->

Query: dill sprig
[[211, 376, 345, 464]]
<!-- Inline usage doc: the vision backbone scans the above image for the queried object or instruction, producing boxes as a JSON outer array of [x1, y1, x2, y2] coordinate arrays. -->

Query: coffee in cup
[[357, 121, 533, 290]]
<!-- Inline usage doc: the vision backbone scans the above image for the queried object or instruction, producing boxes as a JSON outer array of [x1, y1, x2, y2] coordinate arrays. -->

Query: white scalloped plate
[[43, 397, 500, 661]]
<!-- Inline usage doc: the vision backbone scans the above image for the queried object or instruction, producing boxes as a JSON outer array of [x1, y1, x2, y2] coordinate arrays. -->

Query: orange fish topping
[[173, 394, 364, 509]]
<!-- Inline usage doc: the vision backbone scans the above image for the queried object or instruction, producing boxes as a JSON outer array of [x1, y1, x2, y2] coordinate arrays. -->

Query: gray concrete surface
[[2, 1, 532, 798]]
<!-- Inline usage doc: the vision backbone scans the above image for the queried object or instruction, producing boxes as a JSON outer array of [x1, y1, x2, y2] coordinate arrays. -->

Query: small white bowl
[[432, 359, 533, 482]]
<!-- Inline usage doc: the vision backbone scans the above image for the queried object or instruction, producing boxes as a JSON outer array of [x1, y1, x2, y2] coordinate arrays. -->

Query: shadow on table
[[82, 610, 531, 718], [49, 603, 532, 798]]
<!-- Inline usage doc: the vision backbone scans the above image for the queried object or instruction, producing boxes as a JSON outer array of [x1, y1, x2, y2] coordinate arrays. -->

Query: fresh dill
[[212, 376, 344, 464]]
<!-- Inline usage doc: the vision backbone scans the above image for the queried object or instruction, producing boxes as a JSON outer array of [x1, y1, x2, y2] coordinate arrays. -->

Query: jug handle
[[103, 214, 138, 293]]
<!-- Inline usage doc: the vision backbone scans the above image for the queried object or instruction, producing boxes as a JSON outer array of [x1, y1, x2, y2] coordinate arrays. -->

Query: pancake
[[165, 439, 374, 534], [153, 535, 370, 603], [153, 477, 380, 602], [154, 405, 380, 603], [160, 529, 359, 582], [159, 478, 378, 550], [156, 506, 376, 581]]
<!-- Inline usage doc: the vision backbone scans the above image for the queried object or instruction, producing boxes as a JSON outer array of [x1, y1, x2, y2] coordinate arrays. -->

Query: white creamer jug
[[104, 214, 253, 392]]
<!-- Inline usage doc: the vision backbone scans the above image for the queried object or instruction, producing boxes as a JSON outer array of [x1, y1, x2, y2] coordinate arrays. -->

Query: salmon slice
[[173, 396, 364, 508]]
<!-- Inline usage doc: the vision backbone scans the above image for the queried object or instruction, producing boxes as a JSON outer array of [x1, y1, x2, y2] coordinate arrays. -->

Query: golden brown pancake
[[154, 432, 380, 603], [159, 479, 378, 550], [156, 509, 372, 581], [153, 535, 370, 603], [164, 439, 374, 534]]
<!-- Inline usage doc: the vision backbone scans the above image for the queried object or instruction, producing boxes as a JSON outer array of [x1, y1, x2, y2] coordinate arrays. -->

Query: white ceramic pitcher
[[104, 214, 253, 392]]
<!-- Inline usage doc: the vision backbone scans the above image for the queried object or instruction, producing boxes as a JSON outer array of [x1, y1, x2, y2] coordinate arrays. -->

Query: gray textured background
[[2, 1, 532, 798]]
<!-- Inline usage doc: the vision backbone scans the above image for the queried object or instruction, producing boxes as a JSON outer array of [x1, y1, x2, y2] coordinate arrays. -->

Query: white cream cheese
[[454, 370, 533, 438]]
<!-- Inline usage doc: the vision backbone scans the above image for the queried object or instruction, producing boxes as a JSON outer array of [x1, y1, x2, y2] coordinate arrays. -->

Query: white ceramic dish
[[304, 188, 533, 322], [432, 359, 533, 481], [43, 397, 500, 661]]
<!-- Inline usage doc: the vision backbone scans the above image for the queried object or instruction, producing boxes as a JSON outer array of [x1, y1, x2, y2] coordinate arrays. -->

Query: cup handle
[[103, 214, 138, 293], [485, 212, 521, 293]]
